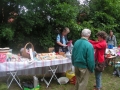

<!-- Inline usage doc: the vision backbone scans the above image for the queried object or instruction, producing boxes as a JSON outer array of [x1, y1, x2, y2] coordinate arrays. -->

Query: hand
[[63, 45, 68, 47], [67, 40, 72, 43]]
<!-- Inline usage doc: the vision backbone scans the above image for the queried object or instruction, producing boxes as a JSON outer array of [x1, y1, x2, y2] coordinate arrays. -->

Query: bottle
[[33, 76, 39, 88]]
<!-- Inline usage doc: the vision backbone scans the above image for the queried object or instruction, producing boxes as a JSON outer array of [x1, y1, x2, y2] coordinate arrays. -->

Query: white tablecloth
[[0, 58, 72, 77]]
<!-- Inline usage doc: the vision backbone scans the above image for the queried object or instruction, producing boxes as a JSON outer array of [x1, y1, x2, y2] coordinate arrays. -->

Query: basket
[[21, 42, 34, 59]]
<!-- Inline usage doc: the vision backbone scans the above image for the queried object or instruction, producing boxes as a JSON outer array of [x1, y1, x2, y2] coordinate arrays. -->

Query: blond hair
[[64, 27, 70, 33]]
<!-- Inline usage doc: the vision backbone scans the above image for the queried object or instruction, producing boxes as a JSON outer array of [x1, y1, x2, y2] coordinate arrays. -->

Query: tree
[[0, 0, 81, 52], [78, 0, 120, 41]]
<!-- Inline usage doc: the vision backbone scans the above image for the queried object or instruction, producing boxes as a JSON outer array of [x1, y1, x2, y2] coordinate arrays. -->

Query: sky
[[79, 0, 85, 4], [78, 0, 90, 4]]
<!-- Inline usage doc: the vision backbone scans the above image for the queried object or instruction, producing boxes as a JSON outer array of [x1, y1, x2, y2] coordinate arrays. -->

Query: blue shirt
[[56, 34, 67, 45]]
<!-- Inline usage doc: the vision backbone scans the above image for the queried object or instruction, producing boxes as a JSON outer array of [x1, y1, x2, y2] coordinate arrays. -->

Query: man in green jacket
[[72, 29, 95, 90]]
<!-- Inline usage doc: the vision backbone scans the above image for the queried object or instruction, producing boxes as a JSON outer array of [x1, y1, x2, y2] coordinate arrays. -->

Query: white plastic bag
[[68, 43, 73, 53], [29, 48, 33, 60], [71, 66, 75, 73]]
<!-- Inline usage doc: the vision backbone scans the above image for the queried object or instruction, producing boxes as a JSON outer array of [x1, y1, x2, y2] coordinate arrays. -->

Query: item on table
[[105, 49, 111, 57], [0, 53, 7, 63], [20, 58, 30, 62], [0, 47, 11, 53], [0, 47, 10, 50], [6, 53, 12, 62], [106, 54, 111, 57], [36, 53, 66, 60], [66, 52, 71, 59], [117, 48, 120, 56], [59, 52, 65, 56], [20, 42, 34, 59], [107, 50, 111, 54], [6, 53, 22, 62]]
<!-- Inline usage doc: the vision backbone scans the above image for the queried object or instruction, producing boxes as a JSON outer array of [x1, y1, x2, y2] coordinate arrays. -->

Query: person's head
[[96, 31, 107, 41], [81, 29, 91, 39], [61, 27, 70, 36], [109, 30, 113, 36]]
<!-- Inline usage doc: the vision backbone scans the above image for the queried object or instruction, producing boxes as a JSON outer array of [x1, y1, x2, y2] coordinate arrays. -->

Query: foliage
[[80, 0, 120, 41], [0, 0, 80, 52], [0, 24, 14, 40], [1, 0, 120, 52]]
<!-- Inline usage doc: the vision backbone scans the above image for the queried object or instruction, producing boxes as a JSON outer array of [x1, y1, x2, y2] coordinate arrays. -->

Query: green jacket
[[72, 38, 95, 72]]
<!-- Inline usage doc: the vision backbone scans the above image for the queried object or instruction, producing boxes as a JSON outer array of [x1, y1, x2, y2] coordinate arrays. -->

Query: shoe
[[93, 88, 101, 90], [93, 85, 102, 89], [113, 71, 117, 75], [93, 84, 96, 87]]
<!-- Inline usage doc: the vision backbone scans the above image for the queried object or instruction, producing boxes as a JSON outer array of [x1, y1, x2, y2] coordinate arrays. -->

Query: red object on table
[[56, 52, 59, 55], [0, 53, 6, 63], [106, 54, 111, 57]]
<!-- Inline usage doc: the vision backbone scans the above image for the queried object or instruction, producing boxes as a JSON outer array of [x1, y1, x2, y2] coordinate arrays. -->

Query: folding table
[[6, 60, 35, 90], [7, 71, 23, 89], [105, 55, 116, 66], [41, 66, 59, 88], [0, 58, 72, 88]]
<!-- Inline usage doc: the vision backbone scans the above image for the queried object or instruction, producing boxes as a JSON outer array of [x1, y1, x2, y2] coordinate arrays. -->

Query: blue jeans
[[95, 70, 102, 89]]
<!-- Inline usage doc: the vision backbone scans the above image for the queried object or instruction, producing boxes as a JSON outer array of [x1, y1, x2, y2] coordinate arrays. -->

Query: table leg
[[7, 71, 23, 90], [41, 66, 59, 88]]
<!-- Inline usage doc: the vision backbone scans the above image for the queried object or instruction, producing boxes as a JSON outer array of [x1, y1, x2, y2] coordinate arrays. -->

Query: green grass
[[0, 66, 120, 90]]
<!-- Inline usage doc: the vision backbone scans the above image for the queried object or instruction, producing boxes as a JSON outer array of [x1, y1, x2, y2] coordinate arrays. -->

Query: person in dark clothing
[[55, 27, 70, 53]]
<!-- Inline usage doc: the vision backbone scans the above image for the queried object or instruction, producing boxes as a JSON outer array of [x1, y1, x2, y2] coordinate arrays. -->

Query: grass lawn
[[0, 66, 120, 90]]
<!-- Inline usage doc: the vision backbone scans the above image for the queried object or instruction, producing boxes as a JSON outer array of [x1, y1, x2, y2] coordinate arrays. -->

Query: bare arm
[[57, 41, 67, 47]]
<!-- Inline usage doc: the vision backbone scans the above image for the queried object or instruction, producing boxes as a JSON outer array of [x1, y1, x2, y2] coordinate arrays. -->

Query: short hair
[[109, 30, 113, 33], [61, 27, 70, 33], [96, 31, 107, 40], [63, 27, 70, 33], [81, 29, 91, 37]]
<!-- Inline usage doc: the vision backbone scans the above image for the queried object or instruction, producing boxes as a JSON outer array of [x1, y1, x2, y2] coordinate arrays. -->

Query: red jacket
[[89, 40, 107, 63]]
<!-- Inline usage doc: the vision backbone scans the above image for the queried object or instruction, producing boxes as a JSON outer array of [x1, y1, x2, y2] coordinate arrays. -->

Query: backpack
[[113, 68, 120, 77]]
